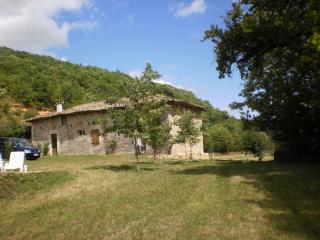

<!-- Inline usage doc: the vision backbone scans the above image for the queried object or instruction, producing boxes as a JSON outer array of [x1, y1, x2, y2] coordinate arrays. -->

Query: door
[[51, 134, 58, 156]]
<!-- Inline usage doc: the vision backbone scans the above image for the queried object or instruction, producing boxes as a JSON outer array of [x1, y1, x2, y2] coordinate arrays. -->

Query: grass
[[0, 154, 319, 240]]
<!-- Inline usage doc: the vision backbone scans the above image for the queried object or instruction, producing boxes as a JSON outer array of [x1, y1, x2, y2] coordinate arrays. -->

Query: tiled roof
[[26, 98, 205, 122]]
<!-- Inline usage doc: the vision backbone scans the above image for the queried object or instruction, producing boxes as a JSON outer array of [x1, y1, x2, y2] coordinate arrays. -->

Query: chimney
[[56, 102, 64, 112]]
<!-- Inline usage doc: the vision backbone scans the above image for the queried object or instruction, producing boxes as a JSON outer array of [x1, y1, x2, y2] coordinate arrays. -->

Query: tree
[[204, 0, 320, 158], [145, 121, 171, 159], [104, 63, 171, 162], [241, 131, 273, 161], [0, 89, 25, 137], [174, 110, 201, 160]]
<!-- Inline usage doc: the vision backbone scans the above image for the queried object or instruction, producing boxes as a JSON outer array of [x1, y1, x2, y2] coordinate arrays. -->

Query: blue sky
[[0, 0, 243, 117]]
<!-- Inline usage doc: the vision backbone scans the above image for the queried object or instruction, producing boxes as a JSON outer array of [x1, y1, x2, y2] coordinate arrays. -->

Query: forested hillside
[[0, 47, 203, 109]]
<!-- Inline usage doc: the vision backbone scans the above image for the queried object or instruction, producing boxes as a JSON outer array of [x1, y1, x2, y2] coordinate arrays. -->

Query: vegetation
[[204, 0, 320, 159], [3, 140, 13, 160], [242, 131, 274, 161], [0, 47, 203, 109], [0, 171, 73, 200], [104, 63, 171, 161], [0, 155, 319, 239], [23, 109, 38, 120], [203, 118, 243, 153], [106, 140, 117, 154], [174, 110, 201, 159], [0, 89, 25, 138], [43, 142, 50, 156]]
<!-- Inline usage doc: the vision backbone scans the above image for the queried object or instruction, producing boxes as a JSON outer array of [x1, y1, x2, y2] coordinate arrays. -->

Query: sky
[[0, 0, 243, 117]]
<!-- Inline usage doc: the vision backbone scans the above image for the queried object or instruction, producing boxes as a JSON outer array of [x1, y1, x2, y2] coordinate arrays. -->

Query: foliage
[[107, 140, 117, 154], [175, 110, 201, 159], [242, 131, 273, 160], [203, 113, 243, 153], [43, 142, 50, 156], [37, 143, 42, 154], [145, 122, 171, 159], [205, 126, 234, 153], [0, 89, 25, 137], [104, 63, 171, 161], [204, 0, 320, 156], [23, 109, 39, 120], [0, 47, 203, 108], [3, 140, 13, 160]]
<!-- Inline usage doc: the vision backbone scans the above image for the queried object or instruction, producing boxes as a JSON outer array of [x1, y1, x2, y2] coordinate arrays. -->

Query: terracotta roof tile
[[26, 98, 205, 122]]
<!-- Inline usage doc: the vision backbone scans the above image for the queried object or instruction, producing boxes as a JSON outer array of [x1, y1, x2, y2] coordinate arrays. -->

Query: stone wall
[[31, 112, 133, 156]]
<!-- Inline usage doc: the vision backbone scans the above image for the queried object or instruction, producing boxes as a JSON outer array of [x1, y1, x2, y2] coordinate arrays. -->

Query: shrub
[[204, 123, 242, 153], [43, 142, 50, 156], [107, 140, 117, 154], [209, 127, 233, 153], [241, 131, 273, 161], [37, 143, 42, 154], [4, 140, 13, 160]]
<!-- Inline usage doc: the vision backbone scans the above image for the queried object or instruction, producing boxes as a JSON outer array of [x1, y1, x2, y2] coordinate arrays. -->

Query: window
[[78, 130, 86, 136], [91, 129, 100, 145]]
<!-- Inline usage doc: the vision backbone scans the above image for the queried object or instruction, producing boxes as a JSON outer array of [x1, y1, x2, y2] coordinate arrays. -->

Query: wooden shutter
[[91, 129, 100, 145]]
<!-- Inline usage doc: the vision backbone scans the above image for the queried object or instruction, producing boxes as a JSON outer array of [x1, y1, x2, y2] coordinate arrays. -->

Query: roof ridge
[[26, 98, 205, 122]]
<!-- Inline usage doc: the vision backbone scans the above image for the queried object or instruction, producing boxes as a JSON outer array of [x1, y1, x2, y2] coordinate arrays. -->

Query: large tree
[[204, 0, 320, 156]]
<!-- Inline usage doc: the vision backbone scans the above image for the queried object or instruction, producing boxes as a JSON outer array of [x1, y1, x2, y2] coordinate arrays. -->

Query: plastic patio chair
[[4, 151, 28, 173]]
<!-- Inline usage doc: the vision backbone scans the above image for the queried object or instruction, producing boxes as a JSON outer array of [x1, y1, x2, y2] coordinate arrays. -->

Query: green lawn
[[0, 155, 319, 240]]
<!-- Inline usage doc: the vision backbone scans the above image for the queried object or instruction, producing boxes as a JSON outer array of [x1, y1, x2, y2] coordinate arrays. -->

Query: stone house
[[26, 99, 208, 159]]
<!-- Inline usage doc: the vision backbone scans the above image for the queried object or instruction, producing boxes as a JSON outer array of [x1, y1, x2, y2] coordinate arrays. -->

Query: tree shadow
[[85, 164, 158, 172], [174, 160, 320, 239], [164, 160, 201, 165]]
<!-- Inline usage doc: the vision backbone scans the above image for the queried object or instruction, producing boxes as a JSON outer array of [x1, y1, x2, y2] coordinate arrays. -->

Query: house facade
[[26, 99, 209, 159]]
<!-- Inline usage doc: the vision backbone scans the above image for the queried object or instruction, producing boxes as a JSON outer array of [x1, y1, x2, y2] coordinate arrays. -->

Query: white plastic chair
[[4, 151, 28, 173]]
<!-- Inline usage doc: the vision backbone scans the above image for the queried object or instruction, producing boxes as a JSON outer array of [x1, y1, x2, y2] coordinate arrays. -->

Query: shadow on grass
[[174, 160, 320, 239], [164, 160, 201, 165], [85, 164, 158, 172]]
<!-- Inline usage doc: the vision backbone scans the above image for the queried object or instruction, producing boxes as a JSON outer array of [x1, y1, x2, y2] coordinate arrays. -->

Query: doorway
[[51, 134, 58, 156]]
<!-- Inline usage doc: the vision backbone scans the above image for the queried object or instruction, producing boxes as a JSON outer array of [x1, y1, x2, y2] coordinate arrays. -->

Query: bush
[[241, 131, 273, 160], [106, 140, 117, 154], [43, 142, 50, 156], [204, 121, 243, 153], [4, 140, 13, 160], [207, 127, 233, 153], [37, 143, 42, 154]]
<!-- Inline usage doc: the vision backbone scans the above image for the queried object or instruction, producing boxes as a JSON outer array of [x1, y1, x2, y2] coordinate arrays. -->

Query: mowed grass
[[0, 155, 320, 240]]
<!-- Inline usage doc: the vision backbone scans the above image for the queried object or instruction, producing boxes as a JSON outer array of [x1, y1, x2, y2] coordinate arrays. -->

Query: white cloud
[[172, 0, 207, 18], [0, 0, 97, 54], [124, 14, 134, 28], [128, 69, 186, 90], [128, 69, 143, 79]]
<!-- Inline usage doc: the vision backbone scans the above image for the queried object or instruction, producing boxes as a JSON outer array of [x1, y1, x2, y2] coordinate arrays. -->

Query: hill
[[0, 47, 203, 109]]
